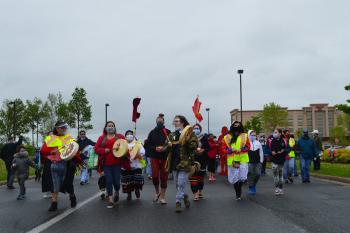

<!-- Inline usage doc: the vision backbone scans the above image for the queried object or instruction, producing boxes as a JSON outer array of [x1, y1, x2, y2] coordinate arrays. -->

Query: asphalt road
[[0, 171, 349, 233]]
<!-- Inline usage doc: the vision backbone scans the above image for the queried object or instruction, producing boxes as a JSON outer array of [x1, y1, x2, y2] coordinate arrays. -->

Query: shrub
[[324, 149, 350, 163]]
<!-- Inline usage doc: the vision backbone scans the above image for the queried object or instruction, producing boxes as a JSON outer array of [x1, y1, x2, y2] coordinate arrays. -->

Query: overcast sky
[[0, 0, 349, 141]]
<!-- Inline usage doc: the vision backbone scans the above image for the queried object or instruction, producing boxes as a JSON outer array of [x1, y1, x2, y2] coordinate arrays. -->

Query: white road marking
[[26, 192, 101, 233]]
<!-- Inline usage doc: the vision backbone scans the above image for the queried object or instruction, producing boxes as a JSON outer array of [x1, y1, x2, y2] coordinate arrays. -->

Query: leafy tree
[[330, 126, 348, 146], [0, 98, 29, 140], [336, 84, 350, 115], [244, 115, 263, 134], [68, 87, 92, 134], [337, 114, 350, 136], [260, 102, 288, 132], [25, 98, 50, 147]]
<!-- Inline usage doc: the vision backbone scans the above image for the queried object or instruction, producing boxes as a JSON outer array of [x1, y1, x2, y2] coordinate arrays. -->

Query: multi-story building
[[230, 103, 340, 137]]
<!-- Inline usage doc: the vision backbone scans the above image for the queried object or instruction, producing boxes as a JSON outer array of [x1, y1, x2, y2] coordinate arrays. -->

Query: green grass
[[0, 159, 36, 183], [267, 161, 350, 179], [312, 163, 350, 178]]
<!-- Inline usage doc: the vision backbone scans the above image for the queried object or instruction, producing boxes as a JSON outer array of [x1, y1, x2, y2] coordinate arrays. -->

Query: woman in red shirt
[[207, 134, 218, 182], [94, 121, 125, 209]]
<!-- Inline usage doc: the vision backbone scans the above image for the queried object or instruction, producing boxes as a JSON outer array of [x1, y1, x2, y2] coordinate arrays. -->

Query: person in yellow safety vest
[[40, 120, 78, 212], [282, 130, 295, 184], [223, 121, 250, 201]]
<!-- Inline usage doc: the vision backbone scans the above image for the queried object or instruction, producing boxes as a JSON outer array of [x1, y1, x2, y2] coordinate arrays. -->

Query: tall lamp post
[[9, 101, 16, 140], [206, 108, 210, 134], [105, 103, 109, 124], [237, 69, 244, 123]]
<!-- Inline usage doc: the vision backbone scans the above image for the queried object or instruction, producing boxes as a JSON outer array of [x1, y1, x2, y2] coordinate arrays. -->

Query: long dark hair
[[229, 121, 244, 144], [174, 115, 190, 128], [101, 121, 117, 147]]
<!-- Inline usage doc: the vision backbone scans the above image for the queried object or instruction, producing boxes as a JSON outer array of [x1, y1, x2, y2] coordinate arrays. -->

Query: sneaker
[[159, 198, 167, 205], [48, 202, 58, 212], [248, 186, 255, 195], [175, 202, 182, 213], [70, 195, 77, 208], [7, 186, 15, 190], [153, 193, 160, 202], [17, 195, 25, 200], [80, 181, 85, 186], [184, 194, 190, 208], [235, 197, 242, 201], [43, 192, 52, 199], [279, 189, 284, 195], [274, 188, 280, 196], [106, 202, 114, 209]]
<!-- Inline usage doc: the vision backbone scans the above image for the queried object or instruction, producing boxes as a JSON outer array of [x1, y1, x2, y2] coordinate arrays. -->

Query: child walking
[[12, 146, 35, 200]]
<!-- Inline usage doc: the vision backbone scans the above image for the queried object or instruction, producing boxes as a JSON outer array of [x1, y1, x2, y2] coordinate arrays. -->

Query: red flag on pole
[[192, 96, 203, 122], [132, 97, 141, 122]]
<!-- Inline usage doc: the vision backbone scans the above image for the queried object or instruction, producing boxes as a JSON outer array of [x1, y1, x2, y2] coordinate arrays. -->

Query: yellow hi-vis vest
[[224, 133, 249, 165], [288, 138, 296, 158], [45, 134, 75, 154]]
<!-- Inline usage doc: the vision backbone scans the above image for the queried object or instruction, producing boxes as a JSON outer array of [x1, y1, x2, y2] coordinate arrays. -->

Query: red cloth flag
[[132, 97, 141, 122], [192, 96, 203, 122]]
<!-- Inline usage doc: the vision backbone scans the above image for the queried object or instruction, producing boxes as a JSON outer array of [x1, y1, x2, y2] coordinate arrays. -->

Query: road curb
[[311, 173, 350, 184]]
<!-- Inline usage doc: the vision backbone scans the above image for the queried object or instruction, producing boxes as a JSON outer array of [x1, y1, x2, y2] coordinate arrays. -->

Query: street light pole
[[9, 101, 16, 140], [206, 108, 210, 134], [237, 69, 244, 123], [105, 103, 109, 124]]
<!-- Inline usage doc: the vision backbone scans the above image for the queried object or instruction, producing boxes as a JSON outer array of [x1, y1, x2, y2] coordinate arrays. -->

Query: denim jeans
[[173, 170, 188, 203], [248, 163, 261, 187], [300, 157, 312, 181], [283, 158, 295, 180], [80, 159, 89, 183], [104, 165, 121, 196]]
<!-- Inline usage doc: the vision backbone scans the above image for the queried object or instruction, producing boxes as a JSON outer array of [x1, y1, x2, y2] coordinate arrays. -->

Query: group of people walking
[[0, 113, 323, 213]]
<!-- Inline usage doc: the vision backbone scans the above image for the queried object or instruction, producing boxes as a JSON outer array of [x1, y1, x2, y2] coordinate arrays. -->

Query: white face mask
[[126, 135, 134, 142]]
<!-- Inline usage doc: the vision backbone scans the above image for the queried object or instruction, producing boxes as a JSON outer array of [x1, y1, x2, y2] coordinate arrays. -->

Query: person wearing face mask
[[223, 121, 250, 201], [94, 121, 125, 209], [168, 115, 198, 212], [297, 129, 317, 183], [270, 129, 287, 196], [146, 114, 171, 204], [120, 130, 146, 200], [189, 123, 210, 201], [247, 130, 264, 195], [12, 145, 35, 200], [40, 120, 79, 211]]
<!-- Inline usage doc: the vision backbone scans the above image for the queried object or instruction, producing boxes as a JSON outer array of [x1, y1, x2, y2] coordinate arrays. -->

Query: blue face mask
[[105, 127, 116, 134], [193, 128, 201, 136], [250, 135, 256, 141], [273, 133, 279, 139]]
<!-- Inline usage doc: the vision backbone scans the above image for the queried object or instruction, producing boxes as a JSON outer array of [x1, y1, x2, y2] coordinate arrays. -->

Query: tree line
[[244, 83, 350, 144], [0, 87, 92, 146]]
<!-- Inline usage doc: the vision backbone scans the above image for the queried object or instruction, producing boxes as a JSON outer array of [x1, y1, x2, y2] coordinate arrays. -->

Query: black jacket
[[195, 134, 210, 169], [0, 137, 23, 164], [146, 126, 171, 160], [270, 137, 287, 165], [77, 137, 95, 160]]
